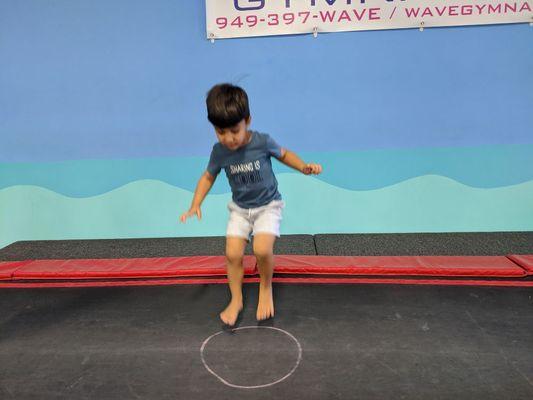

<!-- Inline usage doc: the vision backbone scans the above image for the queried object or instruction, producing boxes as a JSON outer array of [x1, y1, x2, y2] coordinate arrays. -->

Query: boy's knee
[[253, 246, 273, 261], [253, 234, 275, 260], [226, 249, 244, 265]]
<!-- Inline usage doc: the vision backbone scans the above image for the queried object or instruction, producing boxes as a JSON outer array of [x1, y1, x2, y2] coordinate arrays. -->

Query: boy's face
[[214, 118, 251, 151]]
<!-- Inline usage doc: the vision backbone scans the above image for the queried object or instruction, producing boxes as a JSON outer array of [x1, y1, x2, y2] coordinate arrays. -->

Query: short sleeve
[[265, 134, 282, 158], [206, 146, 221, 177]]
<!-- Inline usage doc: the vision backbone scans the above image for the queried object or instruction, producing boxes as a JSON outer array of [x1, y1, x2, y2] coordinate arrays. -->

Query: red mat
[[273, 255, 527, 277], [11, 256, 256, 280], [2, 255, 531, 283], [0, 261, 32, 280], [507, 255, 533, 275]]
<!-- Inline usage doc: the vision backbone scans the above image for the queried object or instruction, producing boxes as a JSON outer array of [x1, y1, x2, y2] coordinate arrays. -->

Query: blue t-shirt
[[206, 131, 283, 208]]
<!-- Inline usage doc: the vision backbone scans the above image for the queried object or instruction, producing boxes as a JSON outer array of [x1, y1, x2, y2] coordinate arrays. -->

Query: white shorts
[[226, 200, 285, 240]]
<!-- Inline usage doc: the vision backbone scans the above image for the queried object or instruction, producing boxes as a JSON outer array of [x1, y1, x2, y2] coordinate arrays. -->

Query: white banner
[[206, 0, 532, 39]]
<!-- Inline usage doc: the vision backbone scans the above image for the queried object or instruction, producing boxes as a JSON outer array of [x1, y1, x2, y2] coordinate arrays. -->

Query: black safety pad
[[314, 232, 533, 256], [0, 235, 316, 261]]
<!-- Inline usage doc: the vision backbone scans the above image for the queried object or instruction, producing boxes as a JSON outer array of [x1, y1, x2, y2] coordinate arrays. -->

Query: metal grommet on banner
[[209, 33, 215, 44], [313, 27, 318, 38], [419, 21, 425, 32]]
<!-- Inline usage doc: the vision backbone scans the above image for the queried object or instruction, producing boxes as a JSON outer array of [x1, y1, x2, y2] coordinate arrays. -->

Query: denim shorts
[[226, 200, 285, 240]]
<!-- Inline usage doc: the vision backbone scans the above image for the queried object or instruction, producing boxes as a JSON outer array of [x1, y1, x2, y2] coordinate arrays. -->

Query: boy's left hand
[[302, 163, 322, 175]]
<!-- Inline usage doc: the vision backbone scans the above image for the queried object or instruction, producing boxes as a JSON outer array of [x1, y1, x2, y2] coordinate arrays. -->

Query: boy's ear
[[245, 116, 252, 126]]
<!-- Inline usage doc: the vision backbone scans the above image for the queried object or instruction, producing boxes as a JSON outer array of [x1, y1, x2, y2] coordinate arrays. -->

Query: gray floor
[[1, 284, 532, 400]]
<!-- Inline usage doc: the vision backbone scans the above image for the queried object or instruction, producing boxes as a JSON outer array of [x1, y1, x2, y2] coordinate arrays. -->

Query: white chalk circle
[[200, 326, 302, 389]]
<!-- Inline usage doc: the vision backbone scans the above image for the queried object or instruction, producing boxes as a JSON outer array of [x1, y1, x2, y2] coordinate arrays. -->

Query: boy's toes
[[220, 310, 235, 326], [256, 291, 274, 321], [220, 302, 242, 326], [256, 306, 274, 321]]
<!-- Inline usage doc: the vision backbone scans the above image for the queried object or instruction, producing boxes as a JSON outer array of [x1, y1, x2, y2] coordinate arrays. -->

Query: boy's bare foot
[[257, 285, 274, 321], [220, 299, 243, 326]]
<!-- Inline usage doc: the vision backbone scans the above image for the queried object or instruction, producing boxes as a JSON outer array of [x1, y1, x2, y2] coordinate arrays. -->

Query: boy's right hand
[[180, 206, 202, 223]]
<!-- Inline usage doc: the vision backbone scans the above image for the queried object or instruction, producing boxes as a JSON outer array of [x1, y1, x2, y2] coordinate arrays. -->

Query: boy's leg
[[253, 233, 277, 321], [220, 236, 248, 326]]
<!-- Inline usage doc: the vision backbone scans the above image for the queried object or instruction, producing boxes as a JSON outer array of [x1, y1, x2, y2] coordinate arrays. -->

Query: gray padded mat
[[314, 232, 533, 256], [0, 235, 316, 261]]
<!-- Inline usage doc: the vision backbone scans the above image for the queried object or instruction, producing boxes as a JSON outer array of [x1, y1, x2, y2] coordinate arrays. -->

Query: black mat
[[1, 284, 532, 399], [314, 232, 533, 256], [0, 235, 316, 261], [2, 232, 532, 261]]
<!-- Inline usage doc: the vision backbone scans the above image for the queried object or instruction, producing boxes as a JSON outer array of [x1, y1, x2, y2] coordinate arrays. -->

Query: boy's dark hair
[[206, 83, 250, 128]]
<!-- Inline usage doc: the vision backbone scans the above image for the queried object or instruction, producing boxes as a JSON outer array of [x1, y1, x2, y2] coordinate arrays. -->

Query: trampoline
[[1, 233, 532, 400]]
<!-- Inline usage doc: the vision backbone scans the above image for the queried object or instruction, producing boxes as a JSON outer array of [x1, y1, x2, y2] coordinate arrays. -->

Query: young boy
[[180, 83, 322, 326]]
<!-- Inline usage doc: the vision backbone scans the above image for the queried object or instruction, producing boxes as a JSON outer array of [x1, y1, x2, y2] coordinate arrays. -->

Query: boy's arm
[[180, 171, 216, 222], [191, 171, 216, 209], [277, 148, 322, 175]]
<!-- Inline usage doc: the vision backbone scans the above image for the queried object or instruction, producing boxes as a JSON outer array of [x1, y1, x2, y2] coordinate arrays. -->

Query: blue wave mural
[[1, 174, 532, 249], [1, 144, 532, 198]]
